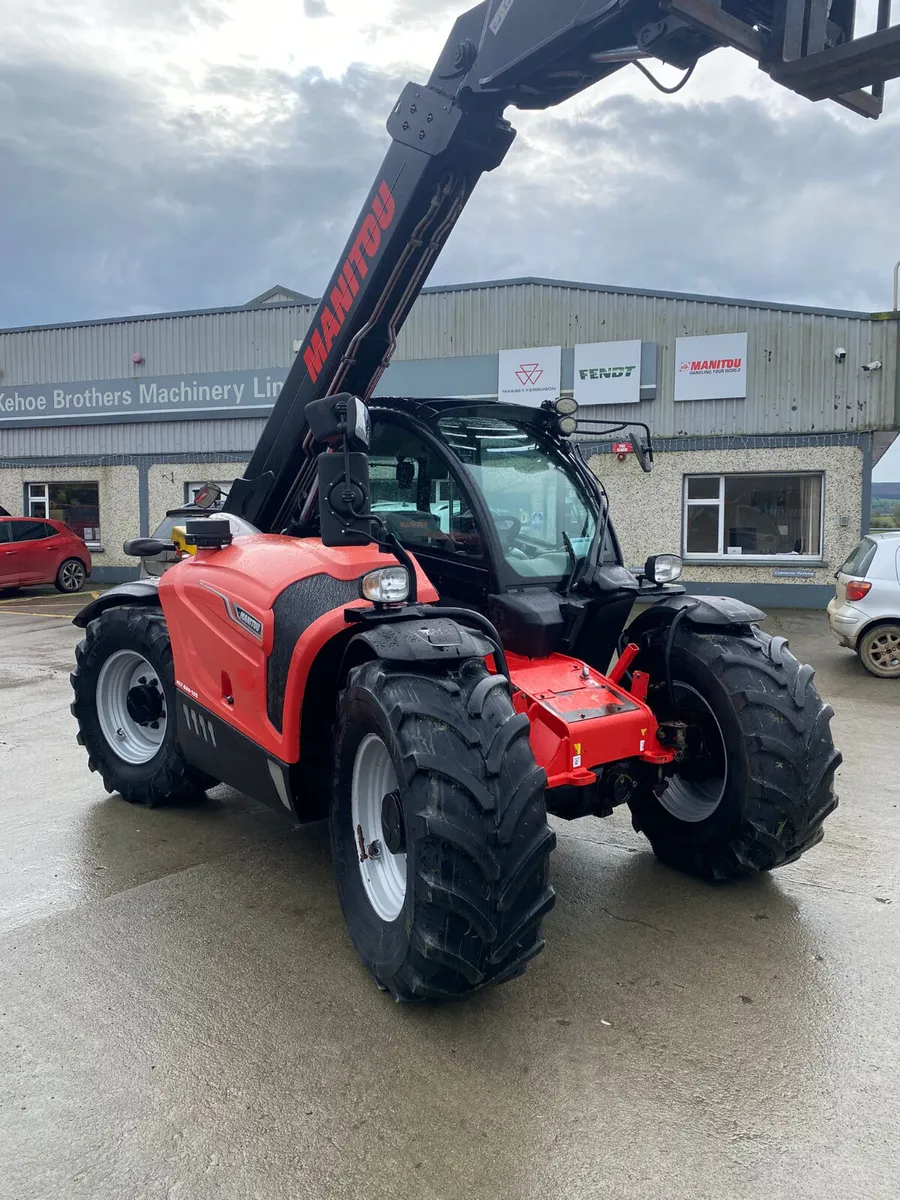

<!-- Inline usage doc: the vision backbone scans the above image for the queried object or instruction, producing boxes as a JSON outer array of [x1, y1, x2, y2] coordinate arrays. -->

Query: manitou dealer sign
[[675, 332, 748, 401]]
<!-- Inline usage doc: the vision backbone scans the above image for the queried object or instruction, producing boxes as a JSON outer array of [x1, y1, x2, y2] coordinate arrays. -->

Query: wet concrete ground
[[1, 590, 898, 1199]]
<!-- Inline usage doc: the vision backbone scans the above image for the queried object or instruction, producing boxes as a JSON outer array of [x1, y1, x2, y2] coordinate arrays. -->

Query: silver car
[[827, 531, 900, 678]]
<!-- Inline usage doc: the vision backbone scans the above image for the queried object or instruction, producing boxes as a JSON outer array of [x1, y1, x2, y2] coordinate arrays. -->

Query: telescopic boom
[[226, 0, 900, 533]]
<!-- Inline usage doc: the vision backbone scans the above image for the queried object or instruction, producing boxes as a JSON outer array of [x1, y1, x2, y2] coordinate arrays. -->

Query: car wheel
[[55, 558, 87, 593], [857, 622, 900, 679]]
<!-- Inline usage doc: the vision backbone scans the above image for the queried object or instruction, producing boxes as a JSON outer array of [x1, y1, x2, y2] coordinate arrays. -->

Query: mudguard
[[626, 593, 766, 644], [343, 616, 494, 672], [72, 579, 161, 628]]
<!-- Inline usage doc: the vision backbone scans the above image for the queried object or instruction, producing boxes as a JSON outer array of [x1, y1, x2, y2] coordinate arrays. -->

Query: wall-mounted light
[[132, 353, 144, 365]]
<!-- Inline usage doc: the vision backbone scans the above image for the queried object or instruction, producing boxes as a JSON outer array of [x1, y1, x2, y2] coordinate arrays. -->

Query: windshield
[[438, 415, 611, 582]]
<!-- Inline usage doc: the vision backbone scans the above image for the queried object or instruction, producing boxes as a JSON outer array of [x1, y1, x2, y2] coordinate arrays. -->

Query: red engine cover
[[158, 534, 438, 762]]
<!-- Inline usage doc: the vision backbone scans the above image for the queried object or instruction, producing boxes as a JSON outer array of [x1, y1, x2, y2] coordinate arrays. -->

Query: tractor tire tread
[[630, 624, 840, 880], [70, 606, 211, 807], [336, 658, 554, 1003]]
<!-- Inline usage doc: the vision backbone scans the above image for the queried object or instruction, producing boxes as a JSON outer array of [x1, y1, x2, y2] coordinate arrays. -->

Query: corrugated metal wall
[[0, 418, 264, 459], [1, 282, 896, 444]]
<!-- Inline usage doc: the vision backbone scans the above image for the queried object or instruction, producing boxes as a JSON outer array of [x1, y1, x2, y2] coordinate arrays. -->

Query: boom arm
[[226, 0, 900, 533]]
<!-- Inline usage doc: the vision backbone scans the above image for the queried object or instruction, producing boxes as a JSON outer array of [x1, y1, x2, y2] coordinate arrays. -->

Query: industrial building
[[1, 277, 897, 606]]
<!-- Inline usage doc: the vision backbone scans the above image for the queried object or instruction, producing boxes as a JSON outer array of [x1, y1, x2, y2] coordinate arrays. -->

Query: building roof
[[0, 276, 886, 336], [243, 284, 315, 307]]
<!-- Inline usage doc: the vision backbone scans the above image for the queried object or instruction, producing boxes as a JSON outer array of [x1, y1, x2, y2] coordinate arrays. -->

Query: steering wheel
[[492, 514, 522, 549]]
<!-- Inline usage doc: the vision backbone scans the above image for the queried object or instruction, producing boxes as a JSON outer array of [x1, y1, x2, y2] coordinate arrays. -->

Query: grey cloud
[[1, 47, 898, 329], [303, 0, 332, 16], [0, 58, 403, 325]]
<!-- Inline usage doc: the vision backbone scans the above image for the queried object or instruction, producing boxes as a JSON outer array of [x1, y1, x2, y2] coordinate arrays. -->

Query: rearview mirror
[[631, 438, 653, 474], [193, 483, 222, 509], [123, 538, 175, 558]]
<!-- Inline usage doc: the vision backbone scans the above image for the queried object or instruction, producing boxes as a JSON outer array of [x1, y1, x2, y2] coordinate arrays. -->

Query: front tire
[[629, 624, 841, 880], [331, 658, 555, 1002], [71, 606, 212, 806]]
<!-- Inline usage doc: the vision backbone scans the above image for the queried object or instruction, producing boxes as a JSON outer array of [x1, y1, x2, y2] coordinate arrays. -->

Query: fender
[[626, 593, 766, 646], [342, 616, 494, 675], [72, 579, 162, 628]]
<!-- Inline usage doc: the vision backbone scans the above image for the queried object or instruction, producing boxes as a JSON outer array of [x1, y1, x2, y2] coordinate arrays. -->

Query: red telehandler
[[72, 0, 900, 1001]]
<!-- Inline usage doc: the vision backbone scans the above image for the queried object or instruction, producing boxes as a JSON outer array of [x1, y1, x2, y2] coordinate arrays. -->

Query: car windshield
[[438, 415, 610, 582]]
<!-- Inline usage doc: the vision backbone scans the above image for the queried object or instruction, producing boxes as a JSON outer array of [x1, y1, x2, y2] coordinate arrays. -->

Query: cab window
[[368, 422, 484, 558]]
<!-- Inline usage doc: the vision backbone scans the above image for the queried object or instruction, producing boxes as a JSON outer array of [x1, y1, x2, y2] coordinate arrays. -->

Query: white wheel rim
[[351, 733, 407, 922], [61, 561, 85, 589], [96, 650, 167, 765], [658, 683, 728, 823]]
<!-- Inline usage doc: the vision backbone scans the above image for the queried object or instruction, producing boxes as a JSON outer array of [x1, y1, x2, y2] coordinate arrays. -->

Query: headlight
[[645, 554, 683, 585], [361, 566, 410, 604], [558, 416, 578, 436], [554, 397, 578, 416]]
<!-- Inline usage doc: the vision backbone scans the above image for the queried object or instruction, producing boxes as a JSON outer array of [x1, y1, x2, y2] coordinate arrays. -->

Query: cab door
[[367, 416, 496, 608], [0, 522, 18, 587]]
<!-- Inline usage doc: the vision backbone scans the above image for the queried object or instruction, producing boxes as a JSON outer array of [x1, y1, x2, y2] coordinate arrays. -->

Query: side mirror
[[193, 482, 222, 510], [123, 538, 175, 558], [631, 438, 653, 474]]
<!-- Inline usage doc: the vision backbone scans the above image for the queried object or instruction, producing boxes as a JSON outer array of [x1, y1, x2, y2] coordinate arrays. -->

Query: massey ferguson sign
[[675, 332, 748, 401], [498, 346, 562, 406]]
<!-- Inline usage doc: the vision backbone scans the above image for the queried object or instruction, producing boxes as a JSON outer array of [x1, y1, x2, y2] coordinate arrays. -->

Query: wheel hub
[[656, 682, 727, 823], [126, 679, 164, 727], [96, 650, 168, 765], [381, 790, 406, 855]]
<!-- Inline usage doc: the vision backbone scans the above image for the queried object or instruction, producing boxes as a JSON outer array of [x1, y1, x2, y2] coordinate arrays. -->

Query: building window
[[683, 473, 824, 561], [27, 482, 102, 547], [185, 480, 232, 504]]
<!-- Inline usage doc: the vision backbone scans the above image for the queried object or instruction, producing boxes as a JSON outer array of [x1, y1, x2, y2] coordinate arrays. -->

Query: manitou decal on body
[[199, 580, 264, 641], [303, 181, 396, 383]]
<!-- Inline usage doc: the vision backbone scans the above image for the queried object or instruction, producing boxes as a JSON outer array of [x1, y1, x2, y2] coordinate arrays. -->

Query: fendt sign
[[0, 369, 290, 425]]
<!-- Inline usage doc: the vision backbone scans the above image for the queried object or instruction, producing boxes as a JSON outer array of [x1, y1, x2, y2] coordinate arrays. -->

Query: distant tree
[[893, 504, 900, 527]]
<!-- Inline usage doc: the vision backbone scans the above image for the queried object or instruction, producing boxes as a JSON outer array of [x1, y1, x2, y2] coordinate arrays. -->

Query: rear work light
[[846, 580, 872, 602]]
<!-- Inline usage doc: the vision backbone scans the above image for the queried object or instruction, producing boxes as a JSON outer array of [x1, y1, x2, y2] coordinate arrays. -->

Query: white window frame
[[27, 481, 103, 549], [682, 471, 825, 563], [27, 483, 49, 519]]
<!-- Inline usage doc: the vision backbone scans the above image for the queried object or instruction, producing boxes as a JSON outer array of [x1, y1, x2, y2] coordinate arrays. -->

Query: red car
[[0, 517, 92, 592]]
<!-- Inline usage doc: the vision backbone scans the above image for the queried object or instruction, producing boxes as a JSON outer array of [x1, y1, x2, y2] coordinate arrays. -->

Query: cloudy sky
[[0, 0, 898, 329]]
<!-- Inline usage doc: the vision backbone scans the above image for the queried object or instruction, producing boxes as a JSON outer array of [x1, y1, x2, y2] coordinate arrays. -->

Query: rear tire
[[629, 624, 841, 880], [55, 558, 87, 592], [857, 622, 900, 678], [71, 606, 213, 806], [331, 658, 555, 1002]]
